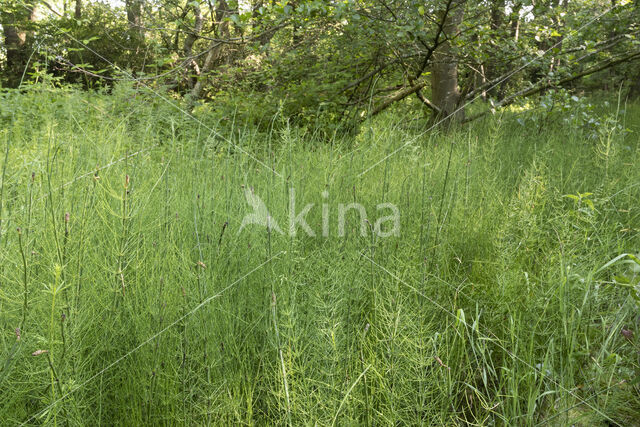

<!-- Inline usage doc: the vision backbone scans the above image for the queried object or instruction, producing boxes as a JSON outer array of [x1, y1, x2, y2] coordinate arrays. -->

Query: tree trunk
[[1, 4, 37, 88], [631, 1, 640, 97], [494, 1, 521, 97], [628, 76, 640, 99], [188, 0, 230, 104], [182, 4, 204, 89], [484, 0, 504, 98], [75, 0, 82, 20], [510, 2, 521, 41], [431, 0, 465, 123], [126, 0, 144, 44]]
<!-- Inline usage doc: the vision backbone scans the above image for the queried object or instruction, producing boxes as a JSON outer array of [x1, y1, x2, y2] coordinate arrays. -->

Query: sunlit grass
[[0, 85, 639, 425]]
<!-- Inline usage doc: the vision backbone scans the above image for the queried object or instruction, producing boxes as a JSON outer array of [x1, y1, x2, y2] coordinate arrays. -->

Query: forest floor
[[1, 86, 639, 425]]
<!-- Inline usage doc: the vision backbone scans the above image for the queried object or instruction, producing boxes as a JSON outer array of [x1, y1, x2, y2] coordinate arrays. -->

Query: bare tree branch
[[463, 50, 640, 123]]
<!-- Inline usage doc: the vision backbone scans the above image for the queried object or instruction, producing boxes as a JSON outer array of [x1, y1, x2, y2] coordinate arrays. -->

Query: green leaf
[[597, 253, 630, 274], [584, 199, 595, 210], [455, 308, 466, 327], [614, 275, 631, 285]]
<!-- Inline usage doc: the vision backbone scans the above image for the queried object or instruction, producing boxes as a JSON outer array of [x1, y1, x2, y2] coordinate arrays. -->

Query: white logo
[[238, 188, 283, 234], [239, 187, 400, 238]]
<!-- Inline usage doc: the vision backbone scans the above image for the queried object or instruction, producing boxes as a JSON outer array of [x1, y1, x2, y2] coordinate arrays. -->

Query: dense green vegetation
[[2, 0, 639, 127], [2, 0, 640, 424], [0, 87, 638, 425]]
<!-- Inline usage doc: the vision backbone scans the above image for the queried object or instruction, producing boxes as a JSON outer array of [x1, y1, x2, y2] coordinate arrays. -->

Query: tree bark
[[484, 0, 504, 98], [182, 4, 204, 89], [509, 2, 521, 41], [370, 80, 428, 116], [629, 77, 640, 99], [431, 0, 465, 123], [1, 4, 37, 88], [630, 0, 640, 97], [75, 0, 82, 20], [126, 0, 144, 44], [188, 0, 231, 104]]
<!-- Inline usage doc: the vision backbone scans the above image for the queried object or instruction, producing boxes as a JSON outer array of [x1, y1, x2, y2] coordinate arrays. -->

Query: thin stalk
[[45, 352, 69, 423], [271, 292, 292, 426], [432, 134, 456, 268], [46, 140, 64, 273], [115, 174, 130, 307], [27, 172, 35, 237], [73, 176, 97, 313], [193, 191, 210, 388], [17, 228, 28, 331], [0, 132, 10, 248]]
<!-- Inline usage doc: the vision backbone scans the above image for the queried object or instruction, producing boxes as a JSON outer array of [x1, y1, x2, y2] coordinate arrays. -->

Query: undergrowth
[[0, 86, 639, 425]]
